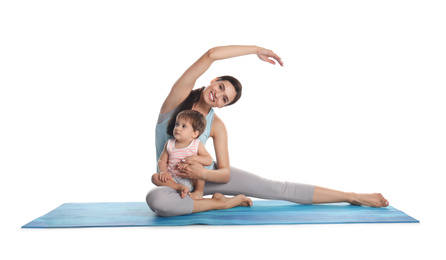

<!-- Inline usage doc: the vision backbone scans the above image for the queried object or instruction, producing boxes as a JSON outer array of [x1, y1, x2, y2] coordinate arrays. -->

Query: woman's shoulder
[[210, 113, 227, 136], [212, 113, 224, 126]]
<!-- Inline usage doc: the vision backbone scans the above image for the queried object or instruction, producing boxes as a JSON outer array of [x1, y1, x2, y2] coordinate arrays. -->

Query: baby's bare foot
[[349, 192, 389, 207], [189, 190, 204, 200], [177, 185, 189, 199]]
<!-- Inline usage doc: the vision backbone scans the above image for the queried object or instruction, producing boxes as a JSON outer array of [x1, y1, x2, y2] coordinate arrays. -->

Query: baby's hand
[[177, 162, 189, 171], [159, 172, 171, 182]]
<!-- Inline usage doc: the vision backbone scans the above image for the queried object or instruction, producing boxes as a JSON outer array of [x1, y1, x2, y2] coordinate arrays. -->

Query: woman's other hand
[[181, 156, 197, 165], [257, 47, 284, 66], [175, 163, 207, 180]]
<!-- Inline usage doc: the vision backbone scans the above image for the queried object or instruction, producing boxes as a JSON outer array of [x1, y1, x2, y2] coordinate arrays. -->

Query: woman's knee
[[146, 186, 194, 217], [146, 187, 168, 216]]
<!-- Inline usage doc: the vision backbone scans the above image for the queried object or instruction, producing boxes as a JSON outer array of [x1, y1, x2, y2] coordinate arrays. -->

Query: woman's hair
[[176, 110, 207, 137], [221, 75, 243, 106], [167, 75, 242, 136]]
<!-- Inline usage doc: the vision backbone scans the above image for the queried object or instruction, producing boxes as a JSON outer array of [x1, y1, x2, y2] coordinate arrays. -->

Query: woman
[[146, 45, 389, 217]]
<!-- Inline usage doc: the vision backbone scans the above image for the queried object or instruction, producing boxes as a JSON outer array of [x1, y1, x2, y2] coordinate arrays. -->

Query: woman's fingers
[[175, 171, 189, 178], [274, 53, 284, 66], [175, 166, 189, 177], [257, 48, 283, 66], [260, 56, 276, 65], [268, 50, 283, 66]]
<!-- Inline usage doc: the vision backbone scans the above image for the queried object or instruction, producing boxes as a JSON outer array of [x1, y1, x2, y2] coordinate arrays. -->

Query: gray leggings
[[146, 166, 315, 216]]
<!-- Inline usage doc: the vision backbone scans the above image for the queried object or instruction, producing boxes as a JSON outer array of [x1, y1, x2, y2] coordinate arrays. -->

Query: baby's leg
[[189, 179, 205, 200], [192, 193, 252, 213], [151, 173, 189, 199]]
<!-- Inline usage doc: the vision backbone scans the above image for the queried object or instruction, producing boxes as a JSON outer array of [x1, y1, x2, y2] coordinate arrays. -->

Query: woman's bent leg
[[192, 193, 252, 213], [146, 186, 253, 216], [146, 186, 194, 216], [203, 166, 315, 204]]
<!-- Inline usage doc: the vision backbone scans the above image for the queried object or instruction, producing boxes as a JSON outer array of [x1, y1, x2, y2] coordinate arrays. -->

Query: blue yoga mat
[[22, 200, 418, 228]]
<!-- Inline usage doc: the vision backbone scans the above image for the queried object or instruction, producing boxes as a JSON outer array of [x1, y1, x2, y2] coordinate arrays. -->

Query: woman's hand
[[181, 156, 197, 165], [257, 47, 284, 66], [175, 163, 207, 181]]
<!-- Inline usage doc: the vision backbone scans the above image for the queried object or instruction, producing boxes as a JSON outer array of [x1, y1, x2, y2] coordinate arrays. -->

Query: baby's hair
[[176, 110, 207, 137]]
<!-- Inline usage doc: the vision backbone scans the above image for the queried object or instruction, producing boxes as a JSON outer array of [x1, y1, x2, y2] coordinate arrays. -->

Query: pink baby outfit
[[166, 138, 200, 191]]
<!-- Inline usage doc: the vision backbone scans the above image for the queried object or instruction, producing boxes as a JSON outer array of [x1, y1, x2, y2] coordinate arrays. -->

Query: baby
[[152, 110, 212, 199]]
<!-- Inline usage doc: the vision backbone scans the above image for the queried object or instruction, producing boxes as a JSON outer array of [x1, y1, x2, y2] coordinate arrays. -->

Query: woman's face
[[203, 80, 237, 108]]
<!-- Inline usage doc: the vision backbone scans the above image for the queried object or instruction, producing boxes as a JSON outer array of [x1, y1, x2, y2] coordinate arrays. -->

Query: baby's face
[[173, 118, 197, 143]]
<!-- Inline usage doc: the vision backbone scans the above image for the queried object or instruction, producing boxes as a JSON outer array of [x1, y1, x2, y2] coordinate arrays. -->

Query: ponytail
[[166, 87, 205, 136]]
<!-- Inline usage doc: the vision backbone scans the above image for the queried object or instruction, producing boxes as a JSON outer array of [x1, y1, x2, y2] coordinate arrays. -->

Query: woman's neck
[[192, 94, 211, 116]]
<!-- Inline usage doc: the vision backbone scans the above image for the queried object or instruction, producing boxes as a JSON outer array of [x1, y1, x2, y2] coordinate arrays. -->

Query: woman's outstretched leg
[[312, 186, 389, 207], [192, 193, 252, 213], [204, 167, 389, 208]]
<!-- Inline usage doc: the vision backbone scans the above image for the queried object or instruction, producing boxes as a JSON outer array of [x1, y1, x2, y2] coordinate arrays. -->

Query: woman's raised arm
[[160, 45, 283, 114]]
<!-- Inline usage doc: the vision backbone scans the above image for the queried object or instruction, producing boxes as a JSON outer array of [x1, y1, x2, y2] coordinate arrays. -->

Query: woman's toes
[[236, 195, 253, 207], [244, 197, 253, 207]]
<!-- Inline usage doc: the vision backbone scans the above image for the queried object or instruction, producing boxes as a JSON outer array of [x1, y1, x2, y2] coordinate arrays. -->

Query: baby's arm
[[156, 143, 171, 182]]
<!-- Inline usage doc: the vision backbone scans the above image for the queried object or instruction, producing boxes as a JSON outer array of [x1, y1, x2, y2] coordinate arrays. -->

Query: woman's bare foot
[[349, 192, 389, 207], [191, 193, 253, 213], [212, 193, 253, 209], [188, 190, 204, 200]]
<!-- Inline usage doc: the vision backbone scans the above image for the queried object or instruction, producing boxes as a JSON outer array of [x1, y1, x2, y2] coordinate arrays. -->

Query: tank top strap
[[198, 108, 214, 145], [190, 139, 200, 153], [166, 138, 175, 151]]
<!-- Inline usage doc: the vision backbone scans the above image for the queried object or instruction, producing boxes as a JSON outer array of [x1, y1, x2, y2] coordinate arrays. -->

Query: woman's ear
[[210, 77, 220, 84]]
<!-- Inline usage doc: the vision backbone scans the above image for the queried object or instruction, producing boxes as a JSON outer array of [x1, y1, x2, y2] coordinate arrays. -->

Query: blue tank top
[[155, 108, 215, 171]]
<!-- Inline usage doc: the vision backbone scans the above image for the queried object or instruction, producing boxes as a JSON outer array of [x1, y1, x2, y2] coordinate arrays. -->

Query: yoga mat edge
[[22, 201, 419, 228]]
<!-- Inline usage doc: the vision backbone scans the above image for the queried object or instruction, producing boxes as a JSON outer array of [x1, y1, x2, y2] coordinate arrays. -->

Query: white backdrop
[[1, 1, 445, 259]]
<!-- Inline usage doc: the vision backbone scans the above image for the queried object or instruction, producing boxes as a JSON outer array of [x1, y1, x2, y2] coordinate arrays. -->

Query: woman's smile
[[209, 91, 216, 102]]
